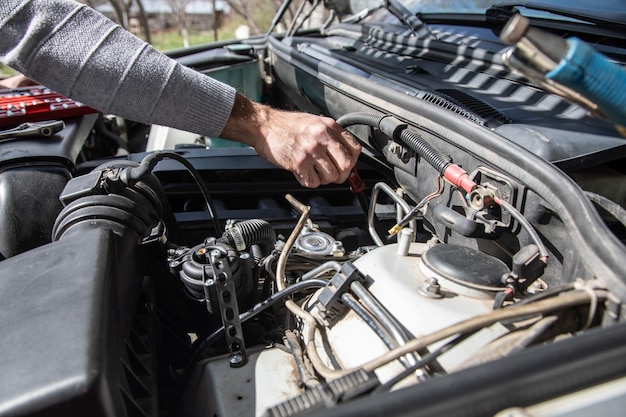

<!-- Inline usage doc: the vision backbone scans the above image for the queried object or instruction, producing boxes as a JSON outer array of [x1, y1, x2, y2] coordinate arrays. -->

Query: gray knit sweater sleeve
[[0, 0, 236, 138]]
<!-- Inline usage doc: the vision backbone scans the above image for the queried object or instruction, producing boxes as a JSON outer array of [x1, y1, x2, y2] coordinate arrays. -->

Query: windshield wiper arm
[[384, 0, 434, 38]]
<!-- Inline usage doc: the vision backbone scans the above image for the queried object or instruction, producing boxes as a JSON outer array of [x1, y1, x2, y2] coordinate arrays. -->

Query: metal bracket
[[208, 249, 248, 367]]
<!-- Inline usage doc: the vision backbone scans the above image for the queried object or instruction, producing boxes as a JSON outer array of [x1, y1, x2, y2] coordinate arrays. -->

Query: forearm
[[1, 0, 361, 188], [0, 0, 236, 137], [219, 93, 272, 147]]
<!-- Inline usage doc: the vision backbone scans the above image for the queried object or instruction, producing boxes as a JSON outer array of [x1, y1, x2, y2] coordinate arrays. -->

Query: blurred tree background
[[79, 0, 286, 50], [1, 0, 293, 77], [1, 0, 497, 77]]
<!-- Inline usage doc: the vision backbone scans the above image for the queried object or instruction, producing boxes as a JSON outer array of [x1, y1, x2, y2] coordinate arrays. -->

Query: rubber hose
[[336, 112, 384, 129], [92, 159, 169, 220], [584, 191, 626, 227], [224, 219, 276, 260], [399, 129, 450, 174], [52, 193, 158, 241], [337, 112, 450, 174]]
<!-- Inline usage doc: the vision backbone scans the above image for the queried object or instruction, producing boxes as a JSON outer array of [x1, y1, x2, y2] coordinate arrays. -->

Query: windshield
[[401, 0, 626, 16], [402, 0, 494, 14]]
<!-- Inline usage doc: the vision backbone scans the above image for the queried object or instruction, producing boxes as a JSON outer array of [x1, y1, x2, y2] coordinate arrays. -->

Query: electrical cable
[[341, 292, 421, 372], [493, 287, 514, 309], [494, 196, 549, 262], [337, 113, 449, 175], [302, 260, 418, 369], [514, 282, 576, 306], [337, 112, 476, 196], [360, 288, 607, 373], [276, 194, 351, 379], [389, 175, 444, 235], [272, 32, 626, 300], [351, 281, 416, 347], [284, 329, 320, 389], [373, 331, 476, 393], [341, 293, 401, 355], [188, 278, 329, 367], [123, 150, 223, 235], [170, 277, 328, 416]]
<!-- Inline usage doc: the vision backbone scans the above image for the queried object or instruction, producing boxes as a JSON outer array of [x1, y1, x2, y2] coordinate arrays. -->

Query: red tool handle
[[347, 167, 365, 193]]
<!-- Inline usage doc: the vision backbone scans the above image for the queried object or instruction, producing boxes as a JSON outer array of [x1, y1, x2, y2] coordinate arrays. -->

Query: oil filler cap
[[421, 244, 508, 294]]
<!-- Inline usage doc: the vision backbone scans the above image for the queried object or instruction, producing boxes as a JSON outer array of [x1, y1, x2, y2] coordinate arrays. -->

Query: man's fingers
[[341, 129, 362, 157], [313, 153, 341, 185], [295, 171, 320, 188], [330, 121, 361, 155], [323, 138, 358, 182]]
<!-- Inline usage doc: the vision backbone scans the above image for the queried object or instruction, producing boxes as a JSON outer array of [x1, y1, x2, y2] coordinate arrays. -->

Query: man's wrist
[[220, 93, 272, 147]]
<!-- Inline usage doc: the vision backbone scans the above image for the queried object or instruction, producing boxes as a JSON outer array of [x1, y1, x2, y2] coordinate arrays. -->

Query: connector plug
[[314, 262, 372, 326]]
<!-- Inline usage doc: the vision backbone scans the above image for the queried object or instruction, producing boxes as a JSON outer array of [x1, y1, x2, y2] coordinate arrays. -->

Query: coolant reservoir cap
[[294, 231, 335, 256], [421, 244, 508, 291]]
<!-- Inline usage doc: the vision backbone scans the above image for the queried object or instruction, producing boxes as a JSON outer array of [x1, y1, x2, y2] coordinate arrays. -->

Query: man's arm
[[1, 0, 361, 187], [1, 0, 236, 138]]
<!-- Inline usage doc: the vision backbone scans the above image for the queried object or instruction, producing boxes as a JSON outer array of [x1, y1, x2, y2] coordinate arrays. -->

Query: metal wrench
[[0, 120, 65, 141]]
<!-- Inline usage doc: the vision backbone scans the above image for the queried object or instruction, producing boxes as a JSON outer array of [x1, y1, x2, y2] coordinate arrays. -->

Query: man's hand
[[0, 73, 36, 89], [220, 93, 361, 188]]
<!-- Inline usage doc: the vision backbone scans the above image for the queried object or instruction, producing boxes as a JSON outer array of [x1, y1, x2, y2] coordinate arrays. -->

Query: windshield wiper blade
[[384, 0, 434, 38]]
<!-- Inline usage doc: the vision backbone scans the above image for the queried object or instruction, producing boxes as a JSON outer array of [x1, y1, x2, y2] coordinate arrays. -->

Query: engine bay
[[2, 3, 626, 417]]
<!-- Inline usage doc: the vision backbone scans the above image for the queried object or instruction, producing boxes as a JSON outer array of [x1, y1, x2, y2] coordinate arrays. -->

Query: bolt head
[[230, 354, 243, 365]]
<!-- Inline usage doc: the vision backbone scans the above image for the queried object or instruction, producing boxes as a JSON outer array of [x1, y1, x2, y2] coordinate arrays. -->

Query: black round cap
[[422, 244, 509, 290]]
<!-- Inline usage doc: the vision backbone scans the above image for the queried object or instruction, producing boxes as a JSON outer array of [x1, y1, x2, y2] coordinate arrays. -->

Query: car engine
[[2, 4, 626, 417]]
